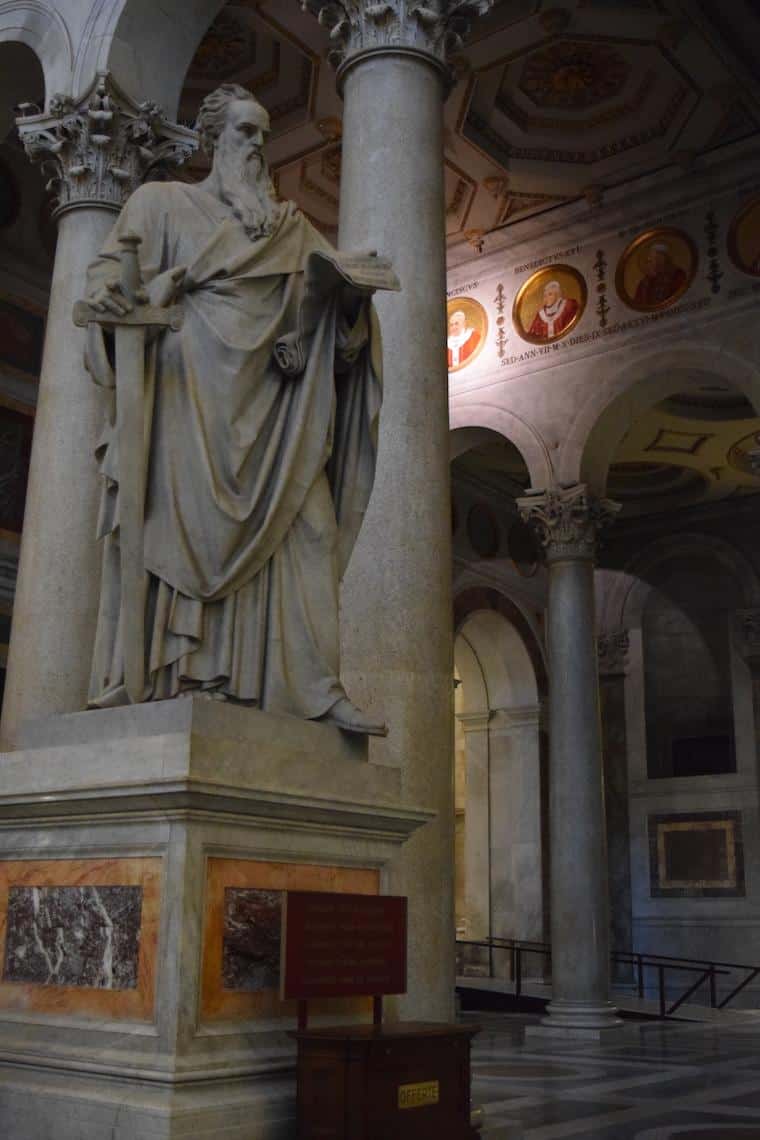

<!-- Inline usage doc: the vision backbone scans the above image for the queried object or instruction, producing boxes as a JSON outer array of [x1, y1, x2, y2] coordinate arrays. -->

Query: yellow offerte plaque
[[398, 1080, 440, 1109]]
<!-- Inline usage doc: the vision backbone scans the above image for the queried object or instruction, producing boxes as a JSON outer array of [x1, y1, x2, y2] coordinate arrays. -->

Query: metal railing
[[455, 937, 760, 1019]]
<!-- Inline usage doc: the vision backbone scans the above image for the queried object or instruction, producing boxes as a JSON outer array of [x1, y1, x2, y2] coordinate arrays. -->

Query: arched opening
[[450, 425, 549, 983], [0, 41, 49, 701], [583, 356, 760, 991], [454, 607, 546, 979]]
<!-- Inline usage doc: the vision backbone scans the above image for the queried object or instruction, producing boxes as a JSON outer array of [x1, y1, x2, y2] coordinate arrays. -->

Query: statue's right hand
[[90, 280, 148, 317]]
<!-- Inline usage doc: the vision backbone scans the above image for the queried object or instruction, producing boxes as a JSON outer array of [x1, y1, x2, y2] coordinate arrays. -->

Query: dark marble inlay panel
[[3, 885, 142, 989], [222, 888, 282, 992]]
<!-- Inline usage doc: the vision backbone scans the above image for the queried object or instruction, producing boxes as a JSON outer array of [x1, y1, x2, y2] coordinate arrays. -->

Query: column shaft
[[1, 208, 115, 743], [2, 73, 196, 745], [338, 53, 454, 1020], [519, 484, 621, 1034], [546, 556, 617, 1024]]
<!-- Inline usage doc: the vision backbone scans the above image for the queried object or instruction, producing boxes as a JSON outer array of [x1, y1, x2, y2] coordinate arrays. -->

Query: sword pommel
[[119, 232, 143, 302]]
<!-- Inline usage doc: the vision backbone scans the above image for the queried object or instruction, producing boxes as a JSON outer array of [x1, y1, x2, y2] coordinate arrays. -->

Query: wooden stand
[[290, 1021, 480, 1140]]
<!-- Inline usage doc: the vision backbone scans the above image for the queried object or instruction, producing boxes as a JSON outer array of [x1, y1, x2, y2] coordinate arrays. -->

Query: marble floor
[[471, 1011, 760, 1139]]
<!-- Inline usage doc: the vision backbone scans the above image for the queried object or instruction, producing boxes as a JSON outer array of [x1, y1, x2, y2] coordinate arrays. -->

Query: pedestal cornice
[[518, 484, 620, 564], [302, 0, 495, 84], [16, 71, 197, 218]]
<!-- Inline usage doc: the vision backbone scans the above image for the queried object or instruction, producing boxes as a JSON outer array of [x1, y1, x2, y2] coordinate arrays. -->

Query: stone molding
[[455, 709, 491, 733], [301, 0, 495, 79], [16, 72, 197, 219], [517, 484, 620, 563], [490, 705, 541, 731], [598, 629, 630, 677], [735, 609, 760, 675]]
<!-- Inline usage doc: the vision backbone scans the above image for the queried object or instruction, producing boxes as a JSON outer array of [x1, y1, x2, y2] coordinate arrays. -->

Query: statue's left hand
[[149, 267, 187, 308]]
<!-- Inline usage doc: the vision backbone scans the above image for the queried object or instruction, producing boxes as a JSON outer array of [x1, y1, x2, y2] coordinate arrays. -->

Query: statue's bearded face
[[212, 98, 277, 238], [216, 99, 268, 171]]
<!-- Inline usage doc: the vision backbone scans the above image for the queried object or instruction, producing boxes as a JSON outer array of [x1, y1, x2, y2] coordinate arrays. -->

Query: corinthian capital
[[302, 0, 494, 75], [735, 609, 760, 676], [598, 629, 630, 677], [16, 72, 197, 218], [517, 484, 620, 563]]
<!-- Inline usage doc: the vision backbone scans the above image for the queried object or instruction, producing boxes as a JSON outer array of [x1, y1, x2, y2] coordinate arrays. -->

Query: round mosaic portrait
[[513, 264, 587, 345], [728, 194, 760, 277], [446, 296, 488, 373], [616, 227, 697, 312]]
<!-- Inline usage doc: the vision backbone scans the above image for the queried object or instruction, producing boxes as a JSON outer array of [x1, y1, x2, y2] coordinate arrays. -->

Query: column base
[[525, 999, 628, 1043]]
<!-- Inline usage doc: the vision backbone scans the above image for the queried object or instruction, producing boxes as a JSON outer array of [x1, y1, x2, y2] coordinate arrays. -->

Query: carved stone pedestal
[[0, 699, 431, 1140]]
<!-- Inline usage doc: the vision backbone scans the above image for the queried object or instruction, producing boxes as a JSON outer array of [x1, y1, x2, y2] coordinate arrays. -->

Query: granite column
[[520, 484, 622, 1035], [304, 0, 494, 1018], [1, 74, 194, 745]]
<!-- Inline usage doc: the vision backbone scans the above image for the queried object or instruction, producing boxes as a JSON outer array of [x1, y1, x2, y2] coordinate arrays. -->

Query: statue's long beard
[[216, 150, 278, 240]]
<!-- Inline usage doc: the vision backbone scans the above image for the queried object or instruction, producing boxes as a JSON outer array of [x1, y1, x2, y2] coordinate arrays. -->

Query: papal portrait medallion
[[447, 296, 488, 372], [616, 226, 697, 312], [728, 195, 760, 277], [513, 264, 587, 345]]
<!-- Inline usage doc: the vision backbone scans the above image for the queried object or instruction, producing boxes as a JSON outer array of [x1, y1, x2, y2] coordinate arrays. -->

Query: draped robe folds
[[84, 182, 382, 717]]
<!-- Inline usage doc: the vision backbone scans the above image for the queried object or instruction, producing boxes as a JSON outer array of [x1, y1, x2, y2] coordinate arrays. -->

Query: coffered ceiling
[[178, 0, 760, 252]]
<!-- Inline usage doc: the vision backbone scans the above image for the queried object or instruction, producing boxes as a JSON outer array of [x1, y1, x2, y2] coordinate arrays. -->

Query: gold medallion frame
[[727, 194, 760, 278], [446, 296, 489, 373], [512, 264, 587, 346], [615, 226, 697, 313]]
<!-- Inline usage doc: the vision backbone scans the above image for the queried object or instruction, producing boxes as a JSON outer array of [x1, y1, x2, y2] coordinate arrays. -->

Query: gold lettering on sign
[[398, 1080, 440, 1110]]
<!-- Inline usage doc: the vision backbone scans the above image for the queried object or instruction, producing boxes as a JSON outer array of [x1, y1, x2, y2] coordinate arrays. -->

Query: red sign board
[[281, 891, 407, 1001]]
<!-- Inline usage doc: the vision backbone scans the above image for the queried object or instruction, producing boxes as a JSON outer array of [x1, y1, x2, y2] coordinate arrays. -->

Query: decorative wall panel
[[201, 858, 378, 1021], [0, 858, 162, 1019], [649, 813, 745, 897]]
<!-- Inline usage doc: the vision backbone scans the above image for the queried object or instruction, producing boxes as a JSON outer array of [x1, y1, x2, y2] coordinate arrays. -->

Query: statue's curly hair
[[195, 84, 270, 155]]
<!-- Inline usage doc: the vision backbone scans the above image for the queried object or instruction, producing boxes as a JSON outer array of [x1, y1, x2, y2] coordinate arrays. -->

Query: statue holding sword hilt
[[74, 83, 399, 735]]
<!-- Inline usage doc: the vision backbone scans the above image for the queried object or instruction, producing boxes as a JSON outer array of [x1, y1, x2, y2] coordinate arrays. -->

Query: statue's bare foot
[[320, 697, 387, 737]]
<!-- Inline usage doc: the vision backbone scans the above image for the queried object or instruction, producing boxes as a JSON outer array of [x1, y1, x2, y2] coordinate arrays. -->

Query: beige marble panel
[[0, 857, 162, 1020], [200, 857, 378, 1022]]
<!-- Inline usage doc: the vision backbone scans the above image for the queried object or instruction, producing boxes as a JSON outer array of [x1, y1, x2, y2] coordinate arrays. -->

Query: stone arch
[[450, 403, 554, 491], [599, 532, 760, 634], [557, 342, 760, 494], [454, 586, 547, 695], [457, 609, 539, 710], [453, 598, 547, 948], [0, 2, 69, 103], [73, 0, 226, 115]]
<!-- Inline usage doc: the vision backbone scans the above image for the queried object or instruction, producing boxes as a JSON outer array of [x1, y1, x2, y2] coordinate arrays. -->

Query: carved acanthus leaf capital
[[517, 484, 621, 562], [17, 71, 198, 218], [735, 609, 760, 675], [598, 629, 630, 677], [302, 0, 495, 76]]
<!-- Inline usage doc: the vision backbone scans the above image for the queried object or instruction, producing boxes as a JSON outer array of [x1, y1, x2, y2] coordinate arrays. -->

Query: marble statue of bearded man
[[83, 84, 386, 734]]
